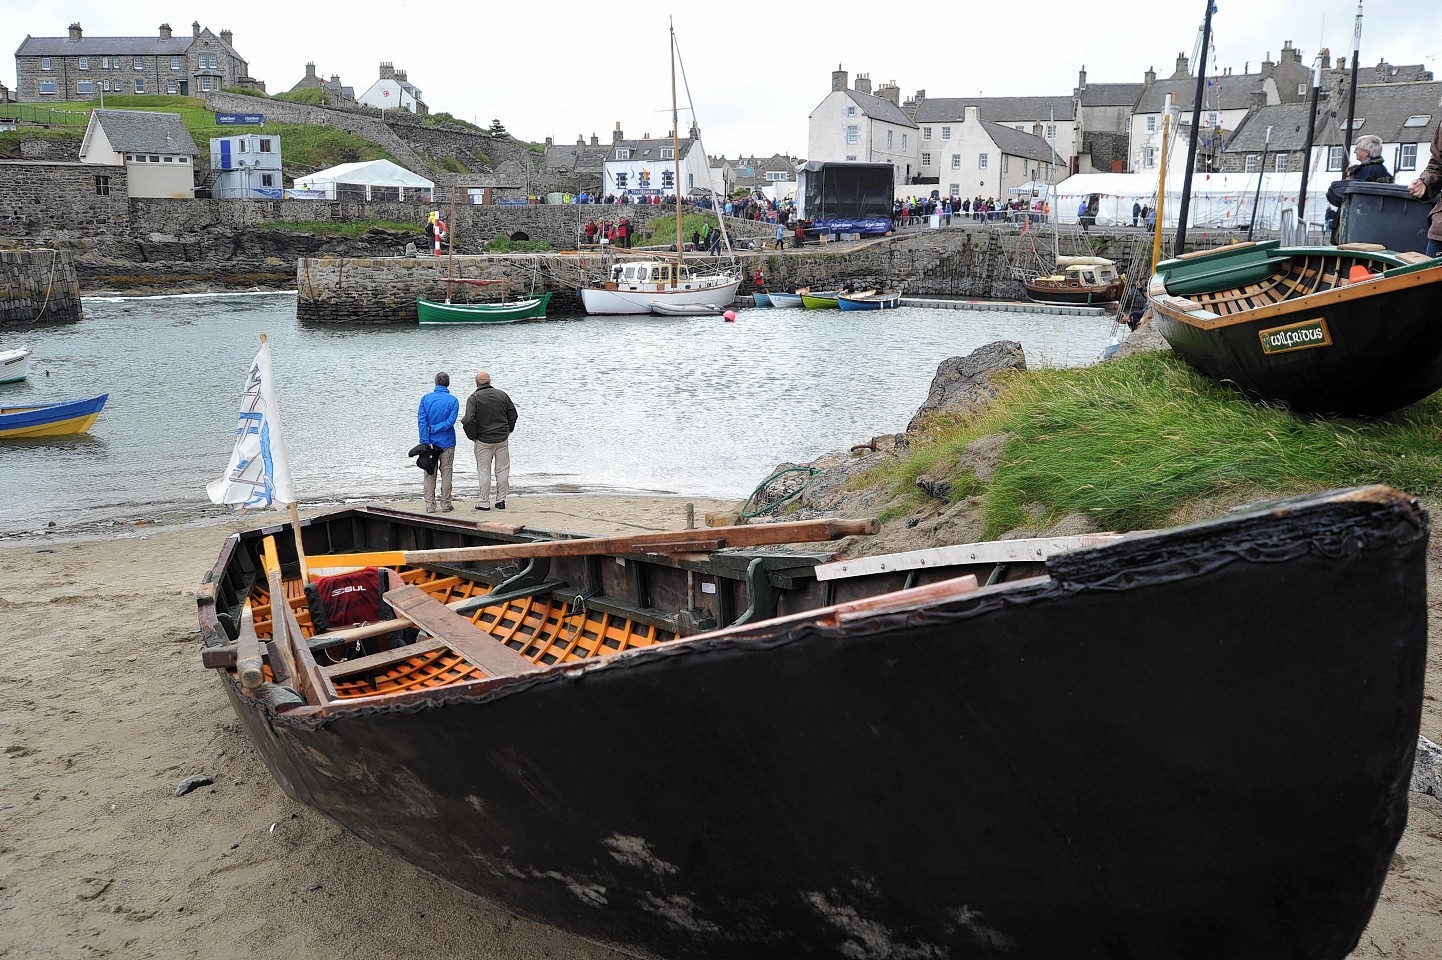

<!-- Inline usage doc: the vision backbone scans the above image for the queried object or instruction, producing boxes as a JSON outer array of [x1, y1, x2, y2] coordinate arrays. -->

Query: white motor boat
[[581, 260, 740, 316], [0, 345, 32, 384]]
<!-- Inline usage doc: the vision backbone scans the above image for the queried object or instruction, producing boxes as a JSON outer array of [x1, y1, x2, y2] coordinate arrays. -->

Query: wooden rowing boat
[[0, 393, 108, 438], [196, 487, 1425, 959], [1148, 240, 1442, 414], [837, 290, 902, 310], [416, 292, 551, 324]]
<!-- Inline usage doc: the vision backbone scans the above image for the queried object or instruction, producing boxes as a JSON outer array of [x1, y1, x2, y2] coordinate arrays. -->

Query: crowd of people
[[414, 370, 519, 514]]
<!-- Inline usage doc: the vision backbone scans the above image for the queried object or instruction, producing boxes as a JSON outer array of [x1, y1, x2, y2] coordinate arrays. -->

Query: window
[[78, 57, 88, 70], [766, 171, 785, 181], [941, 126, 951, 139], [209, 54, 218, 70], [1244, 154, 1258, 173], [41, 57, 51, 71], [948, 183, 959, 196], [1298, 83, 1307, 95], [1341, 117, 1363, 130], [167, 80, 176, 94], [845, 155, 857, 161], [162, 156, 173, 163], [1400, 144, 1418, 170], [845, 125, 860, 145], [1404, 115, 1431, 128], [921, 152, 932, 166], [1144, 147, 1156, 168], [660, 147, 673, 160], [261, 174, 275, 187], [901, 134, 907, 150], [845, 105, 857, 117], [102, 57, 110, 69], [1327, 146, 1344, 171], [616, 148, 630, 160], [95, 175, 110, 196], [148, 155, 159, 163], [1002, 155, 1010, 173], [1274, 155, 1288, 173], [951, 155, 960, 170], [102, 80, 110, 92], [923, 126, 932, 140], [134, 79, 144, 93], [259, 138, 273, 153], [179, 156, 188, 164], [128, 154, 141, 162], [38, 80, 56, 95], [1205, 111, 1219, 127], [171, 57, 180, 71], [1047, 124, 1057, 139], [1146, 116, 1156, 133], [1124, 117, 1131, 132], [77, 81, 94, 94], [661, 170, 674, 189], [134, 58, 143, 70], [201, 77, 213, 92], [887, 130, 893, 149], [615, 172, 628, 189], [978, 153, 988, 170]]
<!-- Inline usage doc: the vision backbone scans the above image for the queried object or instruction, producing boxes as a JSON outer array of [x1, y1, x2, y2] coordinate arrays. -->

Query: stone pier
[[0, 248, 82, 323]]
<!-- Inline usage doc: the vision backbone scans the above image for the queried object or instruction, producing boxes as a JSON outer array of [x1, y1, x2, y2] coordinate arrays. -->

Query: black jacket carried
[[462, 384, 518, 443], [1326, 155, 1393, 207]]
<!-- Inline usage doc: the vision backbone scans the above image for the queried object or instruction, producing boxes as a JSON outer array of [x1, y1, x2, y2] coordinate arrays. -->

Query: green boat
[[800, 291, 840, 309], [417, 292, 552, 325]]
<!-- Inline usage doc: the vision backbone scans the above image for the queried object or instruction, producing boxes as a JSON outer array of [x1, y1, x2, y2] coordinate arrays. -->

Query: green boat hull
[[417, 292, 551, 324]]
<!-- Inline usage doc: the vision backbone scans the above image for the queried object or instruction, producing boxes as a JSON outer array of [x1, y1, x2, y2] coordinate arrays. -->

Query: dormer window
[[660, 147, 673, 160], [616, 148, 631, 160]]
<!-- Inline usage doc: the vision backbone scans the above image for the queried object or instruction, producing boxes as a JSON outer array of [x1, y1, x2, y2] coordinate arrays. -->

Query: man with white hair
[[1325, 135, 1393, 239], [460, 370, 518, 511]]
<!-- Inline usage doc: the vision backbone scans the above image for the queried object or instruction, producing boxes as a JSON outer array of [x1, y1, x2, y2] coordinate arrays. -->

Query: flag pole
[[259, 332, 310, 585]]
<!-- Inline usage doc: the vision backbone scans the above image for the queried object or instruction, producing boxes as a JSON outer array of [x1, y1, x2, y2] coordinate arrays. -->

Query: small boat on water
[[1024, 255, 1126, 305], [0, 393, 108, 438], [581, 259, 741, 315], [1148, 240, 1442, 415], [197, 485, 1424, 960], [838, 290, 902, 311], [751, 292, 772, 307], [651, 302, 726, 317], [416, 292, 551, 325], [766, 291, 803, 308], [0, 345, 32, 384]]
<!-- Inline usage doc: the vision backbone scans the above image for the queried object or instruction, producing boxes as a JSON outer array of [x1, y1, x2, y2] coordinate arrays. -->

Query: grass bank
[[861, 350, 1442, 538]]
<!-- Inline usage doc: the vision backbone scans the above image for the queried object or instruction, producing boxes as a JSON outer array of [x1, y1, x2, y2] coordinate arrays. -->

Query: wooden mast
[[671, 19, 682, 288], [444, 186, 457, 303]]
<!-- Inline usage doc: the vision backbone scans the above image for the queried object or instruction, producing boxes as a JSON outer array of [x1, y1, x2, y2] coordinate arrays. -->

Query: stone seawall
[[0, 248, 82, 323]]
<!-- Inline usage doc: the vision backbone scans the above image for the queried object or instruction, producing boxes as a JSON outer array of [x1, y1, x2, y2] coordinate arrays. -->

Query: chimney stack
[[832, 65, 848, 92], [193, 21, 201, 38], [305, 62, 317, 79], [68, 23, 82, 41], [855, 73, 872, 95], [613, 122, 623, 143], [220, 29, 233, 47], [1172, 53, 1190, 79], [159, 23, 172, 40]]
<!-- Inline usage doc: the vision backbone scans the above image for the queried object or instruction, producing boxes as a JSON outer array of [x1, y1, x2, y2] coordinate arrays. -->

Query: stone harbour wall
[[0, 248, 82, 323]]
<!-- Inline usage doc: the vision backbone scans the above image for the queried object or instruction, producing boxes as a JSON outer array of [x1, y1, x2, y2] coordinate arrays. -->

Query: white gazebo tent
[[294, 159, 435, 202], [1050, 171, 1331, 234]]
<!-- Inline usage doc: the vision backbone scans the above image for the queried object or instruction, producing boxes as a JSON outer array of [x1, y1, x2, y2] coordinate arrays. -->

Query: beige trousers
[[422, 445, 455, 510], [472, 440, 510, 505]]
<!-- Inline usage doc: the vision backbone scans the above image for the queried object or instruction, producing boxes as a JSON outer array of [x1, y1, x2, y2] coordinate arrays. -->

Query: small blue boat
[[838, 291, 902, 311], [0, 394, 109, 438], [751, 292, 772, 307]]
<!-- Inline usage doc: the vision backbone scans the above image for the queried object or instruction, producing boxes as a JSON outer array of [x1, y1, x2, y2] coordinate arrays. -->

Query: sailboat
[[1017, 189, 1126, 305], [579, 25, 740, 316]]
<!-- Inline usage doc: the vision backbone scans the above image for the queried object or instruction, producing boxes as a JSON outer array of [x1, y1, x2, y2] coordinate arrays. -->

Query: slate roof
[[840, 90, 917, 128], [912, 96, 1076, 123], [17, 30, 240, 60], [606, 136, 698, 162], [1227, 81, 1442, 151], [543, 141, 608, 173], [980, 120, 1065, 165], [92, 110, 198, 155], [1078, 83, 1146, 109], [1135, 72, 1267, 113]]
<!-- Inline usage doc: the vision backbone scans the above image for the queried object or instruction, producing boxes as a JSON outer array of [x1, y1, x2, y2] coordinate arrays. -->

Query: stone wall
[[0, 248, 82, 323], [0, 162, 130, 238]]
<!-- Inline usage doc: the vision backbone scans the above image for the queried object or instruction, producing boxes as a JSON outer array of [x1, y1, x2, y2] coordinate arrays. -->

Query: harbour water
[[0, 293, 1121, 536]]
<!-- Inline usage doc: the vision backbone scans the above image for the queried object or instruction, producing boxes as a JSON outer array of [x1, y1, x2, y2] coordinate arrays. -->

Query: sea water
[[0, 293, 1119, 535]]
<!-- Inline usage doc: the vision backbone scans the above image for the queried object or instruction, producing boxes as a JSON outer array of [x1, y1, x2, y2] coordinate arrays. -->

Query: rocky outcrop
[[906, 340, 1026, 432]]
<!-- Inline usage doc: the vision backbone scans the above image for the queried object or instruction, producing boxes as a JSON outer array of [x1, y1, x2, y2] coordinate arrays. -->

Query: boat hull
[[751, 293, 772, 307], [0, 346, 31, 383], [766, 292, 803, 308], [581, 278, 741, 315], [1150, 244, 1442, 414], [800, 293, 840, 309], [837, 293, 901, 310], [0, 393, 107, 438], [200, 488, 1425, 960], [417, 293, 550, 324], [1023, 278, 1125, 305]]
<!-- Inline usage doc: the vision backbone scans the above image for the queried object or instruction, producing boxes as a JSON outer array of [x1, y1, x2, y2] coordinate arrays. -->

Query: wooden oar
[[315, 518, 878, 570]]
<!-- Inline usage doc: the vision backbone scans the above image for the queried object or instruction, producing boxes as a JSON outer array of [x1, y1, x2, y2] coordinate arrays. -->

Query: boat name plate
[[1259, 317, 1333, 355]]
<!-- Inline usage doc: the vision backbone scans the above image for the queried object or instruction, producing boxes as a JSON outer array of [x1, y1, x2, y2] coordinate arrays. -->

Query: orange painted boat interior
[[250, 567, 675, 699]]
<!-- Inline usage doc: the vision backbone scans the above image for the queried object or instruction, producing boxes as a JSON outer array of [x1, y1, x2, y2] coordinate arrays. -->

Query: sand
[[1, 492, 1439, 960]]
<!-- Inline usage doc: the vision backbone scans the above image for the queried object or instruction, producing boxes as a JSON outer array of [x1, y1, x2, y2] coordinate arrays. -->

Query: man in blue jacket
[[417, 371, 459, 513]]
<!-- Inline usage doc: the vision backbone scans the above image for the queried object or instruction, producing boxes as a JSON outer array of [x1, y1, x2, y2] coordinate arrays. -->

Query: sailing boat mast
[[670, 20, 682, 288], [1174, 0, 1215, 252]]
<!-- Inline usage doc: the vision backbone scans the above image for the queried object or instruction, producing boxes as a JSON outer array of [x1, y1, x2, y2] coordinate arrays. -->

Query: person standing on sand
[[461, 370, 518, 511], [417, 372, 458, 513]]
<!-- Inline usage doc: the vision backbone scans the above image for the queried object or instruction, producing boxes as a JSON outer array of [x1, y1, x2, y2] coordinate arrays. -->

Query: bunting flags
[[207, 338, 296, 511]]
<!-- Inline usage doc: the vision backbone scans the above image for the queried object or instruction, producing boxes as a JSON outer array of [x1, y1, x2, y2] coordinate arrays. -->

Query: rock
[[907, 341, 1027, 433], [1414, 736, 1442, 797], [1113, 321, 1168, 359], [175, 774, 213, 797]]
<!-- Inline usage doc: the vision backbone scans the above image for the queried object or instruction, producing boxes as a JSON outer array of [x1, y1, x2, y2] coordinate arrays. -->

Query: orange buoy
[[723, 310, 736, 322]]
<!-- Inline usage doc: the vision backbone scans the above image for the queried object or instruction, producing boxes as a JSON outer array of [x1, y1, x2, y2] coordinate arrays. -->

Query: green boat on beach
[[416, 292, 552, 325]]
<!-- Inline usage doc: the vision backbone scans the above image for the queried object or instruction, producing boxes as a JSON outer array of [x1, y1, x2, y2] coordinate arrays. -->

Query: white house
[[807, 69, 916, 188], [909, 95, 1077, 185], [925, 108, 1065, 201], [357, 62, 426, 115], [294, 159, 433, 202], [208, 132, 282, 198], [78, 108, 196, 198], [601, 128, 710, 200]]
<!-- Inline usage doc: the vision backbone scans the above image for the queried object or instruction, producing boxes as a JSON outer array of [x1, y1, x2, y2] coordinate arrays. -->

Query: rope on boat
[[739, 466, 818, 521]]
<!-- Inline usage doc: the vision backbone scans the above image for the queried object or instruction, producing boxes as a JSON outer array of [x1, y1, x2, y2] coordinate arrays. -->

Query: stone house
[[600, 125, 710, 200], [14, 21, 259, 102], [79, 109, 197, 199], [1073, 69, 1147, 174], [357, 63, 427, 115], [907, 94, 1077, 186], [730, 154, 799, 194], [287, 63, 355, 106], [807, 69, 917, 188]]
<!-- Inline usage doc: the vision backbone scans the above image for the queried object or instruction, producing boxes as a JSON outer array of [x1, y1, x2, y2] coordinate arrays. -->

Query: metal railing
[[0, 104, 91, 127]]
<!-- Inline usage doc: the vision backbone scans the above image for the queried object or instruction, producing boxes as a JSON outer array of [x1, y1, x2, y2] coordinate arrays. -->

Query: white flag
[[207, 340, 296, 510]]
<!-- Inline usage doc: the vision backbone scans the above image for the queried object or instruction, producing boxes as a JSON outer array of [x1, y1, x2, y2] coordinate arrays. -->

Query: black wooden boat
[[197, 488, 1426, 960], [1148, 240, 1442, 415]]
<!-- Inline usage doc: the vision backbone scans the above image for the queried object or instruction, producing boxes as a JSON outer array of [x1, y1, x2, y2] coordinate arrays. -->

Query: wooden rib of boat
[[0, 393, 107, 438], [838, 290, 902, 311], [1148, 240, 1442, 414], [416, 292, 551, 324], [197, 486, 1424, 960], [0, 345, 32, 384]]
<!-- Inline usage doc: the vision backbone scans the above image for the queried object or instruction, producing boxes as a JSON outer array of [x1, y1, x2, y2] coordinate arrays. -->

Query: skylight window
[[1404, 115, 1431, 127]]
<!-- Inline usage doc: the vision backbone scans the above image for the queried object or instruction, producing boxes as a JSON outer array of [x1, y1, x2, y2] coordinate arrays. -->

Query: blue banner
[[215, 113, 264, 125]]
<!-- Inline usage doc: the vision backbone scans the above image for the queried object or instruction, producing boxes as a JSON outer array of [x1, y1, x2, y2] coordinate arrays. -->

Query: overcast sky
[[7, 1, 1439, 159]]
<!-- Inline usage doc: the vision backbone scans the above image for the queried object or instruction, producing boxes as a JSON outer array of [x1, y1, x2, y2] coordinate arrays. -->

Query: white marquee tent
[[293, 159, 435, 202], [1051, 171, 1333, 233]]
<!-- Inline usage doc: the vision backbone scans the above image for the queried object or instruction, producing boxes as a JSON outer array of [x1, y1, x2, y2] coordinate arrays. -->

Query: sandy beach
[[1, 491, 1439, 959]]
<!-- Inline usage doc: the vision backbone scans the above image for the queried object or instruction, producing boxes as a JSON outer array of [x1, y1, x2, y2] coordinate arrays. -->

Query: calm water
[[0, 293, 1120, 535]]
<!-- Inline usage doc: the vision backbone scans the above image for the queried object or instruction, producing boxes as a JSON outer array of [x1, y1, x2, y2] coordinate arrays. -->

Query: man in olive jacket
[[461, 370, 518, 510], [1409, 121, 1442, 257]]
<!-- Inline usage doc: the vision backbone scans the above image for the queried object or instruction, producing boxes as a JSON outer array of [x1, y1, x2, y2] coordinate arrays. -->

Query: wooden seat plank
[[325, 637, 449, 679], [385, 584, 538, 678]]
